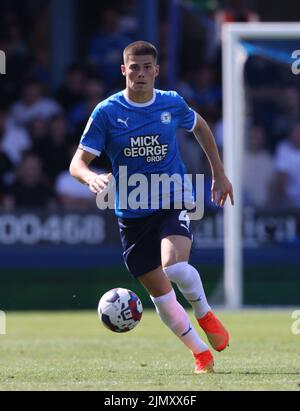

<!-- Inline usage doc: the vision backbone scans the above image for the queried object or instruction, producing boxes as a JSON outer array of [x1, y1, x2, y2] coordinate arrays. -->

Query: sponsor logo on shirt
[[123, 135, 168, 163]]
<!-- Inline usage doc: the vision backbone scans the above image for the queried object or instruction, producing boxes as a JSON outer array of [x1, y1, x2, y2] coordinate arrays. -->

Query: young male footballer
[[70, 41, 234, 374]]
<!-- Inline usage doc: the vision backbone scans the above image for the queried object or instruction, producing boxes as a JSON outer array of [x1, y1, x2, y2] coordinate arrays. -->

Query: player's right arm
[[69, 148, 111, 194]]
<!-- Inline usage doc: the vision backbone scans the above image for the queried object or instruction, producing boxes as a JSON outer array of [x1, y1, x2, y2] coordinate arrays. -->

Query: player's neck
[[125, 88, 154, 104]]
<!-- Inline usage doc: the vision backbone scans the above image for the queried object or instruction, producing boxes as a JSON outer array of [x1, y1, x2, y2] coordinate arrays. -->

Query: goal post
[[222, 23, 300, 309]]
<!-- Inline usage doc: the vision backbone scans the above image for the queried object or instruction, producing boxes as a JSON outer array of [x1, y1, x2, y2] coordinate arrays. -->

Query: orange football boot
[[198, 311, 229, 352], [193, 350, 214, 374]]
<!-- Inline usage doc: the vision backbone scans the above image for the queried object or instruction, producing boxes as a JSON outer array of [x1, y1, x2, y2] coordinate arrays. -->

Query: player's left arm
[[193, 112, 234, 207]]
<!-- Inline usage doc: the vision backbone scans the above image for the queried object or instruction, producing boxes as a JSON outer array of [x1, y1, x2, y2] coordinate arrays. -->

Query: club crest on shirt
[[160, 111, 171, 124]]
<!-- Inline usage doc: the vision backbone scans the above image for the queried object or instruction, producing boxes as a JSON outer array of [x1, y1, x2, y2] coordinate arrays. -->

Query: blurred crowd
[[0, 0, 299, 212]]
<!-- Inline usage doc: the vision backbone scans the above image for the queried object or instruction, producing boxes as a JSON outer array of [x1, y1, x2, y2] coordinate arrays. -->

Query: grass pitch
[[0, 310, 299, 391]]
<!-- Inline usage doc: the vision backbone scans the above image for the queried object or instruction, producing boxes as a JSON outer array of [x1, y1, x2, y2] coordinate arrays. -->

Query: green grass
[[0, 310, 300, 391]]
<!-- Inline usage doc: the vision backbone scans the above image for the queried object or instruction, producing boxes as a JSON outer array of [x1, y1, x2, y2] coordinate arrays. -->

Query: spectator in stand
[[215, 0, 259, 25], [181, 0, 260, 68], [43, 115, 72, 181], [244, 61, 292, 150], [3, 151, 56, 210], [30, 47, 51, 87], [87, 7, 132, 89], [177, 128, 204, 177], [192, 65, 222, 119], [182, 0, 221, 64], [0, 106, 31, 165], [273, 87, 300, 145], [0, 130, 14, 204], [274, 121, 300, 210], [68, 77, 105, 130], [27, 117, 49, 159], [27, 114, 71, 181], [243, 125, 274, 208], [55, 146, 100, 211], [9, 78, 62, 127], [56, 64, 87, 112]]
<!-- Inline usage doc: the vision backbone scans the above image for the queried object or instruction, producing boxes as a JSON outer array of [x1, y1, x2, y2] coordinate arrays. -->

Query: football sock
[[150, 289, 209, 354], [163, 262, 211, 319]]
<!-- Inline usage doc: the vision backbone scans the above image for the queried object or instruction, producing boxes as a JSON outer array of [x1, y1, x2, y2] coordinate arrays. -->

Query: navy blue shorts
[[118, 209, 193, 278]]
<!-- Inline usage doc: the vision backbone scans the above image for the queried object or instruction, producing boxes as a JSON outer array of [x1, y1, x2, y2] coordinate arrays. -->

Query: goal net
[[222, 23, 300, 308]]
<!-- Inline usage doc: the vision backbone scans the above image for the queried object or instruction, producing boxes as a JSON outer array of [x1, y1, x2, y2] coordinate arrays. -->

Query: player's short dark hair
[[123, 41, 158, 63]]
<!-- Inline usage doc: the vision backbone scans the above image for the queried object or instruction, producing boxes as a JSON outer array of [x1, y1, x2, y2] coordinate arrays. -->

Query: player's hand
[[211, 173, 234, 208], [87, 173, 112, 194]]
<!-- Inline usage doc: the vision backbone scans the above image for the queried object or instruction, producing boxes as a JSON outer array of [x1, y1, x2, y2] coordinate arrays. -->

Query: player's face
[[121, 55, 159, 95]]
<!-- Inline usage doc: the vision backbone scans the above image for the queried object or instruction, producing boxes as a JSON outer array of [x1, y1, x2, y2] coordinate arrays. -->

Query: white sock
[[151, 289, 208, 354], [163, 262, 211, 319]]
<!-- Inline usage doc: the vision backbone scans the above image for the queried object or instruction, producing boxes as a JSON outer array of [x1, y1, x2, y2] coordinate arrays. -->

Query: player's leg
[[138, 266, 214, 373], [118, 211, 213, 372], [161, 235, 211, 318], [161, 233, 229, 352]]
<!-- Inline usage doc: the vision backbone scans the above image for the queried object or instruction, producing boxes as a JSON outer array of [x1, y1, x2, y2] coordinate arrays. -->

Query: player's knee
[[163, 261, 189, 283], [162, 249, 188, 268], [163, 262, 200, 289]]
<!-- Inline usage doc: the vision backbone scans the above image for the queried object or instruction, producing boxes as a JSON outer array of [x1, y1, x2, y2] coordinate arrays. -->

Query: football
[[98, 288, 143, 333]]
